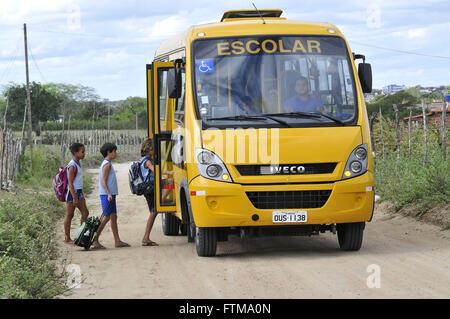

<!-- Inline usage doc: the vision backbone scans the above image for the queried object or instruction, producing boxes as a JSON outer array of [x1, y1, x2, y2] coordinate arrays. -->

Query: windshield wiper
[[309, 112, 346, 126], [264, 111, 321, 119], [207, 115, 268, 121], [258, 115, 291, 127], [207, 114, 291, 127], [265, 111, 346, 126]]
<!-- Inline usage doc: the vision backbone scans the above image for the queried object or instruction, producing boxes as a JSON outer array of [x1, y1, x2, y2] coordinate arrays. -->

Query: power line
[[32, 27, 450, 60], [30, 27, 149, 42], [0, 53, 18, 84], [0, 36, 22, 85], [349, 40, 450, 60], [31, 28, 122, 40], [28, 41, 47, 83]]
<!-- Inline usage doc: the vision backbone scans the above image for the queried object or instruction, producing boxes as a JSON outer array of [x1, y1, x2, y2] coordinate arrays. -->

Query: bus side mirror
[[358, 63, 372, 93], [168, 68, 182, 99]]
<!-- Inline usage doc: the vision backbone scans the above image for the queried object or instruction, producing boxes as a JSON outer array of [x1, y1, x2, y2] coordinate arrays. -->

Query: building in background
[[382, 84, 406, 94], [363, 88, 383, 102], [403, 95, 450, 127]]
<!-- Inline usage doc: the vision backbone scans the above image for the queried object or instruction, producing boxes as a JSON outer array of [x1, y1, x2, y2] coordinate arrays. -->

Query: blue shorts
[[67, 189, 84, 203], [100, 195, 117, 216]]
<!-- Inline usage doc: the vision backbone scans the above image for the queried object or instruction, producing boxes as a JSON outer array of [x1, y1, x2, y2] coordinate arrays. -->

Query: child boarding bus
[[147, 9, 374, 257]]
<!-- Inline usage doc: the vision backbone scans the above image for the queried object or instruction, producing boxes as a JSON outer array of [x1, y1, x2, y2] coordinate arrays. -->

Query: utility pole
[[23, 23, 33, 165]]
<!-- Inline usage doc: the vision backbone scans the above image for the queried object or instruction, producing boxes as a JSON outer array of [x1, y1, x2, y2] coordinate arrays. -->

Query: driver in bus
[[283, 76, 324, 113]]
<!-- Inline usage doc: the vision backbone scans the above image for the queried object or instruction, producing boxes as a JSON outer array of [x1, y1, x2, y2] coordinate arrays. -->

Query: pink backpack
[[52, 164, 78, 202]]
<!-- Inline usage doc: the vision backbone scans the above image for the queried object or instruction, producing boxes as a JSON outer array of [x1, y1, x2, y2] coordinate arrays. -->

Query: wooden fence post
[[135, 112, 138, 147], [393, 104, 400, 160], [379, 107, 385, 160], [422, 99, 428, 164], [60, 113, 66, 164], [408, 109, 412, 160], [0, 128, 3, 188], [369, 112, 377, 153], [21, 101, 27, 150], [3, 92, 9, 130], [442, 97, 447, 161], [4, 130, 10, 188], [0, 128, 21, 190]]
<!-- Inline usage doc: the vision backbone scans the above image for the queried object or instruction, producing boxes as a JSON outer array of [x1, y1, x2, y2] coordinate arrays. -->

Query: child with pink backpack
[[53, 143, 90, 244]]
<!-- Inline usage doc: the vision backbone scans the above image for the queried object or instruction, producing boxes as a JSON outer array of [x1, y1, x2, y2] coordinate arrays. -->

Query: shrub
[[82, 153, 105, 169], [374, 147, 450, 213], [17, 147, 61, 189], [0, 192, 68, 298]]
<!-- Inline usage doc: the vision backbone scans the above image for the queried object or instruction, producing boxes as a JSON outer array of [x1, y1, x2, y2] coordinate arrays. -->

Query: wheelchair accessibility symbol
[[196, 59, 214, 74]]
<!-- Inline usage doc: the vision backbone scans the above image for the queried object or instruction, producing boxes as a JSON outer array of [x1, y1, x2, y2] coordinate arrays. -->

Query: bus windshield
[[193, 36, 358, 127]]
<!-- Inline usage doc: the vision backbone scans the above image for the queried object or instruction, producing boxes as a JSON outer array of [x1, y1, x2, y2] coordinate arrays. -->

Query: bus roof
[[220, 9, 283, 21], [154, 10, 342, 60]]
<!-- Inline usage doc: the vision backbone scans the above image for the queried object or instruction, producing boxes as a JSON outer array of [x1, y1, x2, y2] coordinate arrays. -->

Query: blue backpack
[[128, 157, 154, 196]]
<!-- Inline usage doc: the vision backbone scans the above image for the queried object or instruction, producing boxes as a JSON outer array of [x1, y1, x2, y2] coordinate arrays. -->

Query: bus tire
[[337, 222, 365, 251], [180, 223, 188, 236], [187, 220, 195, 243], [195, 227, 217, 257], [180, 190, 194, 242], [162, 213, 179, 236], [185, 202, 195, 243], [217, 227, 228, 242]]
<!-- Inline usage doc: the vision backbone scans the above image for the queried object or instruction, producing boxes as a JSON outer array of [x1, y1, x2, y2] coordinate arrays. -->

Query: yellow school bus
[[147, 9, 374, 256]]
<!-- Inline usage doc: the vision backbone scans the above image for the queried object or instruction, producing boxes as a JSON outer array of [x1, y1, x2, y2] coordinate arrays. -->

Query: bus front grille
[[235, 163, 337, 176], [246, 190, 332, 209]]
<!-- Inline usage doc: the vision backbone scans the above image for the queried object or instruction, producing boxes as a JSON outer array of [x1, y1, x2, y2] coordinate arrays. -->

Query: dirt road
[[58, 163, 450, 299]]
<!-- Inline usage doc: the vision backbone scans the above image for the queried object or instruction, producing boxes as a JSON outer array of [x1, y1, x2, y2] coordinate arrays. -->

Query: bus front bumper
[[188, 172, 374, 227]]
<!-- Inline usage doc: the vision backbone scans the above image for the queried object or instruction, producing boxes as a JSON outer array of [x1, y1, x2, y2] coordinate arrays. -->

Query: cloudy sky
[[0, 0, 449, 100]]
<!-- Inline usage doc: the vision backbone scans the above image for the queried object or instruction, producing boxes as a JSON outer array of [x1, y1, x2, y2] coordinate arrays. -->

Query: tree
[[367, 90, 420, 120], [115, 96, 146, 114], [405, 85, 421, 99], [0, 96, 6, 120], [44, 83, 100, 103], [42, 83, 112, 124], [79, 100, 108, 121], [2, 82, 61, 130], [113, 96, 147, 128]]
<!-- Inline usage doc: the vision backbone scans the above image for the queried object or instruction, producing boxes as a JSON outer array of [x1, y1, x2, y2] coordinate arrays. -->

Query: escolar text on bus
[[217, 39, 322, 56]]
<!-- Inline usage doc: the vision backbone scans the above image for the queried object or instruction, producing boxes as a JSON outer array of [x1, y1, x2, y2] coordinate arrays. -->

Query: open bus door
[[147, 62, 177, 212]]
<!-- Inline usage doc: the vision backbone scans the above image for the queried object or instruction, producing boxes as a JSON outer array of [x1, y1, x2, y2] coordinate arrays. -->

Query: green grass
[[82, 151, 138, 169], [0, 191, 68, 298], [0, 146, 95, 298], [374, 147, 450, 214], [17, 147, 61, 189], [17, 146, 94, 193]]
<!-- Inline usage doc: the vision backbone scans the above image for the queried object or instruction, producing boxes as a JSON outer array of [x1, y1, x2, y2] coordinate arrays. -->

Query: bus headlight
[[206, 164, 222, 177], [342, 144, 368, 180], [350, 161, 362, 173], [355, 147, 367, 160], [197, 151, 213, 164], [195, 149, 233, 183]]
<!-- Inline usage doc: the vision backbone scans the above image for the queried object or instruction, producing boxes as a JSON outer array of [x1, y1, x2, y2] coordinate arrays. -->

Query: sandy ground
[[57, 162, 450, 299]]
